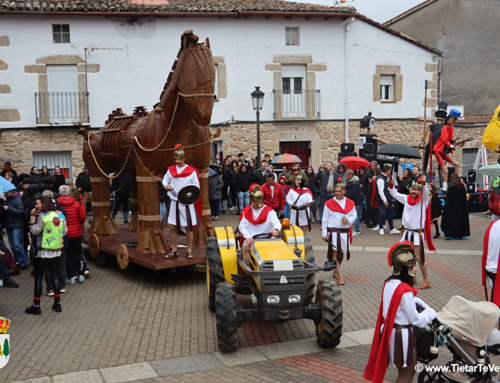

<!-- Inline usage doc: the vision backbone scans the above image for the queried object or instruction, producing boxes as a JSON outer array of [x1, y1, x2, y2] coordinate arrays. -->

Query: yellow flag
[[482, 104, 500, 150]]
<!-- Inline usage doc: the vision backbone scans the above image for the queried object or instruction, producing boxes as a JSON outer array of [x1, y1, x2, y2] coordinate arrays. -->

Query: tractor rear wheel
[[206, 237, 224, 312], [315, 279, 343, 348], [215, 282, 238, 352], [304, 236, 315, 306]]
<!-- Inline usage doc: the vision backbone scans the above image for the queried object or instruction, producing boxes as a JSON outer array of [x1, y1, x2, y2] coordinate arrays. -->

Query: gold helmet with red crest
[[387, 241, 416, 277], [173, 144, 185, 159], [249, 184, 264, 207]]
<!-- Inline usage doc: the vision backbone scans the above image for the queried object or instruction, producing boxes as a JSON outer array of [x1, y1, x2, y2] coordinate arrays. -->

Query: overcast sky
[[289, 0, 425, 23]]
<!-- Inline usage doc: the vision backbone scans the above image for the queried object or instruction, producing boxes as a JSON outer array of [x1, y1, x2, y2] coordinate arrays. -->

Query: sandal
[[337, 277, 345, 286], [417, 281, 431, 290], [214, 217, 219, 221], [187, 252, 194, 259], [165, 250, 179, 259]]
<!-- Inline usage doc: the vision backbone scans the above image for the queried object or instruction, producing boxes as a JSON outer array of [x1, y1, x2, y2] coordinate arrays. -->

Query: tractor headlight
[[267, 295, 280, 304], [288, 295, 301, 303]]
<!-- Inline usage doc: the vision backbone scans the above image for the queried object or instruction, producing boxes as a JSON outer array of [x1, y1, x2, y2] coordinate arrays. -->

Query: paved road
[[0, 211, 491, 382]]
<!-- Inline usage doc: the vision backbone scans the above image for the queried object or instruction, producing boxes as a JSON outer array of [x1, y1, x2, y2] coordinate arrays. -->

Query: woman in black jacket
[[306, 166, 320, 222], [235, 164, 251, 214], [52, 166, 66, 193], [29, 167, 43, 185], [41, 166, 51, 178], [220, 158, 231, 214], [229, 160, 239, 213]]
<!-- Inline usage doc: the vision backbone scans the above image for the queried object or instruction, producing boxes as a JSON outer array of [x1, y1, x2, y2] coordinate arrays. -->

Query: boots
[[433, 225, 440, 239], [52, 295, 62, 312], [25, 299, 41, 315]]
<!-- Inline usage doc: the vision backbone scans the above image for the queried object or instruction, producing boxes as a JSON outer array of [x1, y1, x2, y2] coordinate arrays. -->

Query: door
[[279, 141, 309, 169], [47, 65, 79, 123], [281, 65, 305, 117]]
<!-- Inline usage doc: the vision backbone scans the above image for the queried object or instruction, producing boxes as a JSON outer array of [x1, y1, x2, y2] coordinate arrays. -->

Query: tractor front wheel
[[215, 282, 238, 352], [315, 279, 343, 348], [206, 237, 224, 312]]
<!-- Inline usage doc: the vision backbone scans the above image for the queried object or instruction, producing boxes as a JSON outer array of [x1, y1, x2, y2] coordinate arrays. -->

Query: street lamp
[[251, 86, 265, 164]]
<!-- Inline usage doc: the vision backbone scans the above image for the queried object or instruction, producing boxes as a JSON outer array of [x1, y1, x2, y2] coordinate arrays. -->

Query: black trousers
[[34, 256, 60, 299], [45, 249, 67, 290], [112, 194, 129, 214], [67, 237, 83, 277], [365, 193, 376, 226]]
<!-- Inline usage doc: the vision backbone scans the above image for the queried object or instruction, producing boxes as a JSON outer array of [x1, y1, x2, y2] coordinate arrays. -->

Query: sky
[[288, 0, 425, 23]]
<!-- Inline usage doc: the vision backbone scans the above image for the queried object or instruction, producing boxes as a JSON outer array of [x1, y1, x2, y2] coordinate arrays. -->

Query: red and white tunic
[[286, 187, 313, 227], [389, 183, 431, 247], [239, 205, 281, 240], [162, 165, 200, 227], [321, 197, 357, 251]]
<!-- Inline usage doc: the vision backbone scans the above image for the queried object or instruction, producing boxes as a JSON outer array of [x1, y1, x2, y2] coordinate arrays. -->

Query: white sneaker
[[390, 228, 401, 235], [379, 229, 384, 236], [384, 225, 387, 230], [372, 226, 380, 231], [78, 275, 85, 283], [66, 277, 75, 285], [352, 232, 361, 237]]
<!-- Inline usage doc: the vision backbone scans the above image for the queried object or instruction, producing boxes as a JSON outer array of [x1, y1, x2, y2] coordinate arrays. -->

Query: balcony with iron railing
[[273, 90, 321, 119], [35, 92, 89, 125]]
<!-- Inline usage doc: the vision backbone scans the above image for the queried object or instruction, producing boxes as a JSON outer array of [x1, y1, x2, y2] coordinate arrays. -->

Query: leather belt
[[327, 227, 350, 264]]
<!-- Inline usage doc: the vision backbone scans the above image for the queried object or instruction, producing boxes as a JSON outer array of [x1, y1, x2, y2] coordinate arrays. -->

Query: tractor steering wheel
[[253, 233, 273, 239]]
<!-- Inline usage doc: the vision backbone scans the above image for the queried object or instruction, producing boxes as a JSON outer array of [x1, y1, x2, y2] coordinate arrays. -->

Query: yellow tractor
[[206, 222, 342, 352]]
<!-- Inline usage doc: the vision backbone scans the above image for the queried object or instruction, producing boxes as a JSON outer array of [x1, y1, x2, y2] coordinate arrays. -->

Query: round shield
[[177, 184, 201, 205]]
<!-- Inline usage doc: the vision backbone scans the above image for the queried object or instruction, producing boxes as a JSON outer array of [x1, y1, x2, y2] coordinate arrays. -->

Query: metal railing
[[35, 92, 89, 125], [273, 89, 321, 119]]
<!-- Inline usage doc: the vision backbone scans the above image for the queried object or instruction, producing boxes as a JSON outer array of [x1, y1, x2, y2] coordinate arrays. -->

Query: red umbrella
[[339, 156, 370, 171]]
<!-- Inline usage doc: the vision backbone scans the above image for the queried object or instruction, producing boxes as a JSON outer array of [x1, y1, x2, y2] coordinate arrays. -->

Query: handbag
[[414, 326, 439, 364]]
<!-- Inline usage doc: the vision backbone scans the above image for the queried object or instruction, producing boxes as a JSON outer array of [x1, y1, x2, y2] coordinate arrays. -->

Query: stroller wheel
[[418, 370, 439, 383]]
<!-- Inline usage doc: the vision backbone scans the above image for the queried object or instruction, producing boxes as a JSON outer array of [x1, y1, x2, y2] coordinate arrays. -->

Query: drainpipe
[[344, 17, 355, 143], [437, 56, 442, 102]]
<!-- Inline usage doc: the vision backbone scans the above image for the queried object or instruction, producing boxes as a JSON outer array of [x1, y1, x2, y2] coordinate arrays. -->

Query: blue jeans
[[319, 193, 333, 220], [378, 202, 394, 230], [209, 199, 220, 217], [354, 205, 362, 232], [237, 192, 250, 212], [160, 202, 167, 220], [7, 228, 28, 267]]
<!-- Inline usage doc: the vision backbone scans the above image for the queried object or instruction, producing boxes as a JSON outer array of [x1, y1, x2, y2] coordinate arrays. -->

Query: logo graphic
[[0, 317, 11, 369]]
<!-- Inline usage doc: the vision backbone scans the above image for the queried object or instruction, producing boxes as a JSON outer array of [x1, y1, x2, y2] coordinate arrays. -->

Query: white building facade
[[0, 1, 441, 178]]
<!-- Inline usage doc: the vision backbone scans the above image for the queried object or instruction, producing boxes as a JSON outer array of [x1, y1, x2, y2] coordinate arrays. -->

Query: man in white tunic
[[321, 183, 357, 285], [162, 144, 200, 259], [239, 184, 281, 263], [389, 176, 435, 290]]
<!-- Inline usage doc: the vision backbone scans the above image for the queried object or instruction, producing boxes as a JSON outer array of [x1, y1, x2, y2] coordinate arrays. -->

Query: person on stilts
[[162, 144, 200, 259], [364, 241, 436, 383], [389, 175, 435, 289]]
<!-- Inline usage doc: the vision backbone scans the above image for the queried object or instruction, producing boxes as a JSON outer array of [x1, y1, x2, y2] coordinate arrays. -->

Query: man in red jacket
[[57, 185, 86, 284], [261, 173, 284, 217]]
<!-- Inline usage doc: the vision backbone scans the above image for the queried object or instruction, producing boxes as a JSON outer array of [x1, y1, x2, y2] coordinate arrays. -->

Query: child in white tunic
[[286, 176, 313, 233]]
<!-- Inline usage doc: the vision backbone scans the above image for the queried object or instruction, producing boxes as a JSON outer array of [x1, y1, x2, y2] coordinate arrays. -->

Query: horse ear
[[205, 37, 210, 49]]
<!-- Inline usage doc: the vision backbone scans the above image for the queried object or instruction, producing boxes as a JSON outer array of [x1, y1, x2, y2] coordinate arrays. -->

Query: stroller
[[417, 296, 500, 383]]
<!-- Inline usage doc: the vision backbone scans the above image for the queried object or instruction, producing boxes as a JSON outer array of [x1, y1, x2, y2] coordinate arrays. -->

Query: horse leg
[[128, 175, 140, 232], [134, 164, 170, 254], [85, 158, 118, 236]]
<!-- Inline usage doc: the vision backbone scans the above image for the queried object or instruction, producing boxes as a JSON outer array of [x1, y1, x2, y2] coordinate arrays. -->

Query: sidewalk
[[0, 212, 491, 382]]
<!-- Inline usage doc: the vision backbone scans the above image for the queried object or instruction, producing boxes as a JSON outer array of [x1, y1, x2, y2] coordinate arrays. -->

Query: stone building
[[0, 0, 459, 179]]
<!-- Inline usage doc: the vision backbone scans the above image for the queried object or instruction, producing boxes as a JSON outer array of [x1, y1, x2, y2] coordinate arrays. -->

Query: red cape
[[168, 165, 198, 178], [292, 188, 313, 196], [364, 282, 417, 383], [325, 197, 355, 244], [406, 193, 435, 252], [482, 221, 500, 306]]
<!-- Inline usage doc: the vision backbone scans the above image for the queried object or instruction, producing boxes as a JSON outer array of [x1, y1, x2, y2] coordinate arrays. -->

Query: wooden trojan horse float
[[78, 30, 218, 269]]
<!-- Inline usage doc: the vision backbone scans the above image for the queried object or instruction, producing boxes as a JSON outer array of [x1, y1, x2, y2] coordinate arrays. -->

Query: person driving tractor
[[238, 184, 281, 263]]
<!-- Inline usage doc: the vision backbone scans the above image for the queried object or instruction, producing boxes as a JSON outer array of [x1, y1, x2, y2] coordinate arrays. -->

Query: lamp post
[[251, 86, 265, 165]]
